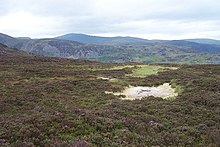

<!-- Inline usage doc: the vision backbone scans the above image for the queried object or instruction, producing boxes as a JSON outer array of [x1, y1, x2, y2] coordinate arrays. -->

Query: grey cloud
[[0, 0, 220, 39], [2, 0, 93, 16], [0, 0, 11, 15]]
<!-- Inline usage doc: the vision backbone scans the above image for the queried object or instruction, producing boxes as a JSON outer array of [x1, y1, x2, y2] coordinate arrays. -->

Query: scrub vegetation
[[0, 53, 220, 146]]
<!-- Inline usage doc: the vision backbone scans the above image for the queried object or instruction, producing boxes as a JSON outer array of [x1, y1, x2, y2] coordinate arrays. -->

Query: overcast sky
[[0, 0, 220, 39]]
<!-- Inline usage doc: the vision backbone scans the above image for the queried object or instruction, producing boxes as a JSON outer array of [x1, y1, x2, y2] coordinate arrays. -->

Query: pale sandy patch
[[106, 83, 178, 100], [97, 77, 110, 80]]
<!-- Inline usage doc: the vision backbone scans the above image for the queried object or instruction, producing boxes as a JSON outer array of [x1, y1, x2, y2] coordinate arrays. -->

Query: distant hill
[[20, 38, 84, 56], [0, 33, 32, 49], [56, 34, 220, 54], [0, 33, 14, 45], [55, 33, 164, 46], [166, 40, 220, 53], [184, 38, 220, 45], [0, 32, 220, 64]]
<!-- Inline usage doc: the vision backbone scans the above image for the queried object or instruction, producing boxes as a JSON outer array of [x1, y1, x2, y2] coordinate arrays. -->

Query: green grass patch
[[90, 65, 134, 71], [127, 65, 177, 77]]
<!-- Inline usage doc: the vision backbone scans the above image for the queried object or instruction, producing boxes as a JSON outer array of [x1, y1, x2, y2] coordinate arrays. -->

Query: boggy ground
[[0, 55, 220, 146]]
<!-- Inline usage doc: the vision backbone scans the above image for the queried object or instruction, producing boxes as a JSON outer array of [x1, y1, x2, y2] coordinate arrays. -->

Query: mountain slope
[[0, 33, 31, 49], [0, 33, 15, 45], [166, 40, 220, 53], [19, 39, 84, 57], [0, 43, 29, 56]]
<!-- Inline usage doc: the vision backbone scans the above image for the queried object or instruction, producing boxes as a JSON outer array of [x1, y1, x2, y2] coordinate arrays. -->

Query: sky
[[0, 0, 220, 40]]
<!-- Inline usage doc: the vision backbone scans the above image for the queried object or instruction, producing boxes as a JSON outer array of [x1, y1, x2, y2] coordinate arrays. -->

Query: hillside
[[0, 33, 30, 49], [0, 43, 29, 56], [0, 33, 14, 44], [0, 33, 220, 64], [0, 51, 219, 146]]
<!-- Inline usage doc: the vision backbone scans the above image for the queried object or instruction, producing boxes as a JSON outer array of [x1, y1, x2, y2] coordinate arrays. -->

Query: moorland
[[0, 44, 219, 146]]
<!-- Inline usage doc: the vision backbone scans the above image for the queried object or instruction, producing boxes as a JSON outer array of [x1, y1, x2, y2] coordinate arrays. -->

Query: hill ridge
[[0, 32, 220, 64]]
